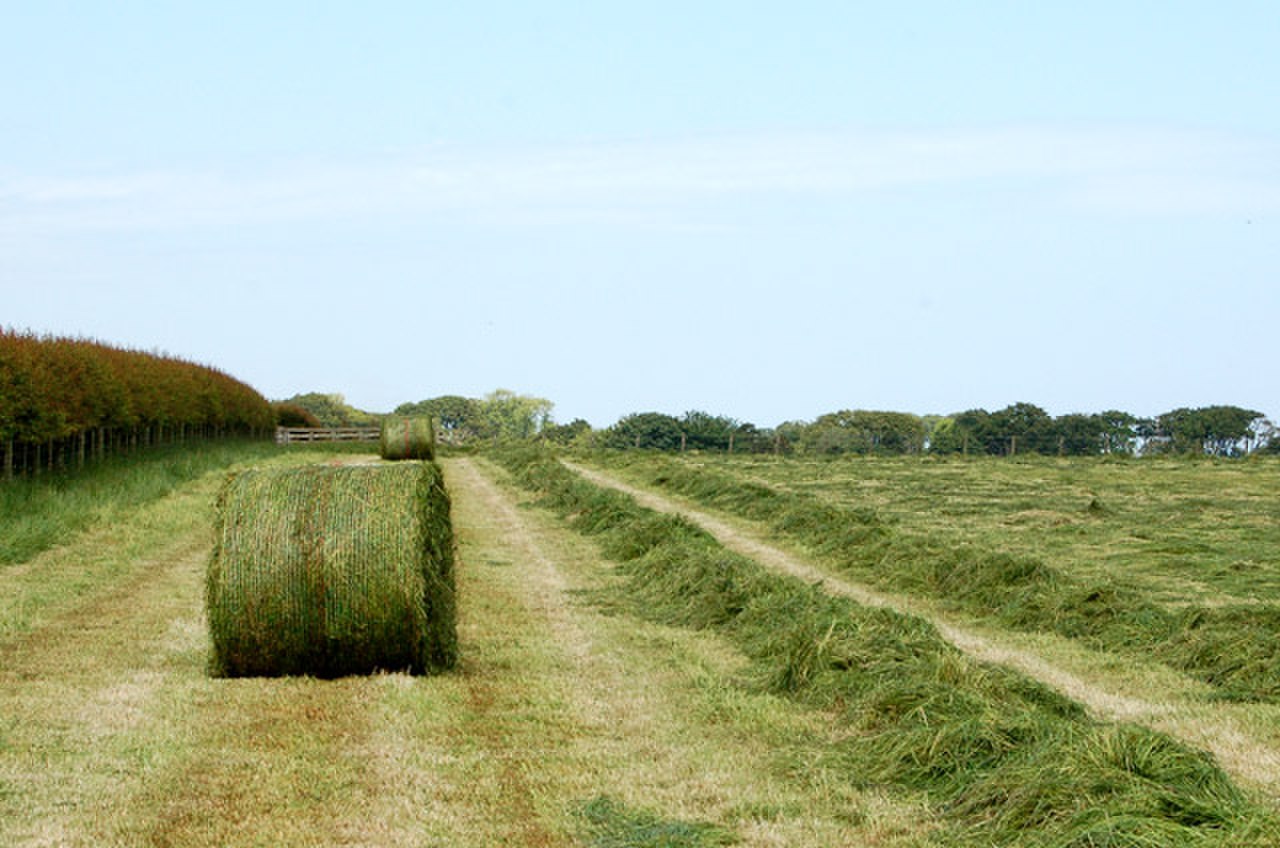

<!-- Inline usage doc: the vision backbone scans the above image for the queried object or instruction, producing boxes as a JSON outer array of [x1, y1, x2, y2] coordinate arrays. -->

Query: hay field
[[4, 443, 1279, 846], [590, 451, 1280, 699], [496, 445, 1280, 844], [640, 453, 1280, 607], [0, 446, 923, 846], [579, 451, 1280, 791]]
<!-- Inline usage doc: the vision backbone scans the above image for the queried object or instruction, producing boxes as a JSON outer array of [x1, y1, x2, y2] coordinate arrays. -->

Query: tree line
[[394, 390, 554, 443], [1, 329, 274, 478], [275, 389, 558, 443], [577, 403, 1274, 458], [288, 389, 1275, 459]]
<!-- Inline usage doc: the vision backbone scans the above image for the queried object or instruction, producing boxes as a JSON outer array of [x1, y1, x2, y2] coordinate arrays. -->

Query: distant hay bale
[[380, 417, 435, 461], [206, 462, 457, 677]]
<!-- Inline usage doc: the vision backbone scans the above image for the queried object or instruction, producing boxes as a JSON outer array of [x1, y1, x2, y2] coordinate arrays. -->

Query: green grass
[[5, 446, 935, 846], [574, 796, 738, 847], [8, 440, 1276, 845], [0, 442, 393, 647], [647, 452, 1280, 605], [0, 438, 283, 567], [494, 444, 1280, 846], [589, 451, 1280, 703]]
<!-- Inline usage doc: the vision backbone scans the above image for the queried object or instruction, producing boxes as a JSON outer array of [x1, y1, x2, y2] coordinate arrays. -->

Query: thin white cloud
[[2, 126, 1277, 234]]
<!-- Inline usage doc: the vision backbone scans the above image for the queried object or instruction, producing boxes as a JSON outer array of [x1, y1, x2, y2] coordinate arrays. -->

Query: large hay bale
[[380, 416, 435, 461], [206, 462, 457, 677]]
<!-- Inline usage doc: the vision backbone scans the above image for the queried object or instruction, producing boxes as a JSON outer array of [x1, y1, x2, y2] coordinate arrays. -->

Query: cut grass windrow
[[573, 796, 737, 847], [492, 445, 1280, 847], [589, 452, 1280, 704]]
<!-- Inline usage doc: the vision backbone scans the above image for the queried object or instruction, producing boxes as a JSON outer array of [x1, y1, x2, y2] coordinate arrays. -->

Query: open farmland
[[586, 452, 1280, 698], [3, 443, 1279, 845], [576, 451, 1280, 788], [628, 453, 1280, 608], [0, 446, 929, 846]]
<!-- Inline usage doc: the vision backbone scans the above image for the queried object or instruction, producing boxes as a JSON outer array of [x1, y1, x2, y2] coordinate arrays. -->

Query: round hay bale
[[206, 462, 457, 677], [380, 416, 435, 461]]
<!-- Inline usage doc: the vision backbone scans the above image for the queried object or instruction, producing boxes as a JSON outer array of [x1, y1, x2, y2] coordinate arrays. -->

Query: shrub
[[272, 402, 322, 428]]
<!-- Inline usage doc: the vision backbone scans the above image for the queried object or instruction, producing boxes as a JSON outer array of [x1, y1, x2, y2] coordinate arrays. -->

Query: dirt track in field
[[563, 460, 1280, 800], [441, 457, 910, 845], [445, 457, 596, 847]]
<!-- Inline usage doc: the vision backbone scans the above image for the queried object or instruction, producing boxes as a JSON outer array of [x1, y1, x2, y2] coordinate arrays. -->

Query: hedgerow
[[1, 329, 274, 477]]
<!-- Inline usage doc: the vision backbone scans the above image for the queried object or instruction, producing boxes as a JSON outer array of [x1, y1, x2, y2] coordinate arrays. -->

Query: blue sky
[[3, 2, 1277, 427]]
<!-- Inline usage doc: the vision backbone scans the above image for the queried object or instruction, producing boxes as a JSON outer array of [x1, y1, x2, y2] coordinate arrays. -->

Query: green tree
[[797, 410, 925, 455], [475, 389, 553, 441], [1157, 405, 1265, 456], [862, 410, 926, 454], [272, 402, 321, 428], [772, 421, 806, 454], [938, 409, 991, 455], [1200, 406, 1266, 455], [541, 418, 593, 445], [394, 391, 553, 443], [1095, 410, 1138, 454], [280, 393, 378, 427], [988, 403, 1053, 455], [1049, 413, 1105, 456], [396, 395, 481, 443], [1251, 418, 1276, 453], [1258, 423, 1280, 454], [731, 422, 776, 454], [603, 412, 684, 450], [681, 410, 739, 451], [926, 417, 962, 454]]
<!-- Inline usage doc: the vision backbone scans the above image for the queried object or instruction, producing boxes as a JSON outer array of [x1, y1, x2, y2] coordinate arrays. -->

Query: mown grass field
[[655, 453, 1280, 607], [589, 451, 1280, 698], [2, 442, 1278, 846], [0, 444, 929, 845], [579, 450, 1280, 800]]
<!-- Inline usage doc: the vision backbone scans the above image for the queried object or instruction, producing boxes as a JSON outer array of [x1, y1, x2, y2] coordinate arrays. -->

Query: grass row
[[492, 445, 1280, 847], [590, 452, 1280, 704]]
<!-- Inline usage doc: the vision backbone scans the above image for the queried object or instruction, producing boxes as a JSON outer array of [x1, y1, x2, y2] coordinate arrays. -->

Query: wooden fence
[[275, 427, 381, 445]]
